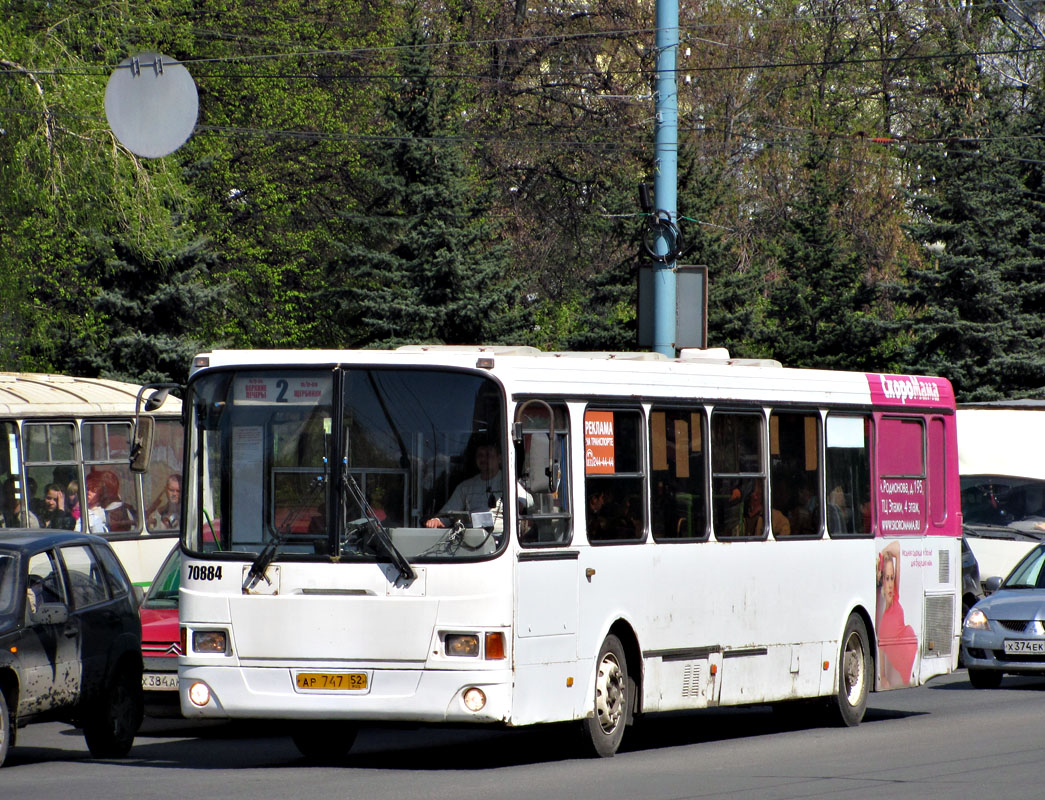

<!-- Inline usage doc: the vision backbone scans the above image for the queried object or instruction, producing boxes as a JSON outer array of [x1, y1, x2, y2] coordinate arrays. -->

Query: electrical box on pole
[[638, 265, 707, 351]]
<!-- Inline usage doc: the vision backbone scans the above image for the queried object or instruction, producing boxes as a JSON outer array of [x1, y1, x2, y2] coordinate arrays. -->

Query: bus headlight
[[445, 634, 480, 657], [193, 630, 229, 654], [463, 687, 487, 712], [188, 681, 212, 707]]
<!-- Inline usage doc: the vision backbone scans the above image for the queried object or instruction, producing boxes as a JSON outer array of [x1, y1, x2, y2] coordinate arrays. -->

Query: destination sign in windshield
[[233, 375, 332, 405]]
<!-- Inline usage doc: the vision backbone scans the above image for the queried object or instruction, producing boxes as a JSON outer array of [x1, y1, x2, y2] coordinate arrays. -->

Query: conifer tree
[[744, 148, 883, 371], [902, 94, 1045, 400], [324, 9, 529, 348], [69, 235, 226, 385]]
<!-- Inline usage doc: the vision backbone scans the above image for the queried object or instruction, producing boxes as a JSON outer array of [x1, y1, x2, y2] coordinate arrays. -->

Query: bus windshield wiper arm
[[342, 471, 416, 584], [243, 537, 280, 592]]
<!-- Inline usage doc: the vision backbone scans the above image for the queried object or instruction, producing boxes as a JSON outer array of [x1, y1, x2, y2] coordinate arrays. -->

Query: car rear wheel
[[0, 691, 10, 768], [291, 721, 358, 763], [83, 664, 144, 758], [968, 668, 1003, 689]]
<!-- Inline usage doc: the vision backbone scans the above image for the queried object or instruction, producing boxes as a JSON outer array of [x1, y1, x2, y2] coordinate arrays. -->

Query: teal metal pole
[[652, 0, 678, 358]]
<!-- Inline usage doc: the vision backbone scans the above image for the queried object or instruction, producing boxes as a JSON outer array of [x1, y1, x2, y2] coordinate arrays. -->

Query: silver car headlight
[[964, 608, 990, 631]]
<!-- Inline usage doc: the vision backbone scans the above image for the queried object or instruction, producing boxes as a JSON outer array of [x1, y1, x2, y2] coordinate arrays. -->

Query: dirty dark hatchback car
[[0, 530, 144, 766]]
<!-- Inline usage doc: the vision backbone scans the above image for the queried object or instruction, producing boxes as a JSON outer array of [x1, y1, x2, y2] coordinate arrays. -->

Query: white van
[[959, 401, 1045, 583]]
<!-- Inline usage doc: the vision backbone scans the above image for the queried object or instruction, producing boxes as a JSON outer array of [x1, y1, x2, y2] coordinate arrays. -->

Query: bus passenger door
[[511, 400, 584, 725]]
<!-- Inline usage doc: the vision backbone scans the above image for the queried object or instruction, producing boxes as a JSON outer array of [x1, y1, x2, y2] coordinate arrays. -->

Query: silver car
[[962, 543, 1045, 688]]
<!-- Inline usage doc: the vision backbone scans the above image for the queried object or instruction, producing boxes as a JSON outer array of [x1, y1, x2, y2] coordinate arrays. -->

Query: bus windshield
[[185, 367, 508, 563]]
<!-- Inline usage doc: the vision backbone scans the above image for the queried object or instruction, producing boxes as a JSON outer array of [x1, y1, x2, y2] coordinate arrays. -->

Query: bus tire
[[968, 669, 1003, 689], [291, 721, 358, 763], [833, 614, 870, 727], [83, 664, 144, 758], [581, 634, 629, 757]]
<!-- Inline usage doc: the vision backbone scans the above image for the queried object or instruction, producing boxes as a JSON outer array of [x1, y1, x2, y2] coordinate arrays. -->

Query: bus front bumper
[[179, 664, 513, 723]]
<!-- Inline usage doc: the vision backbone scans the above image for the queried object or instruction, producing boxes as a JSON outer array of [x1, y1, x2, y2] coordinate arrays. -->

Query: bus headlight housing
[[443, 631, 507, 659], [193, 630, 229, 654], [445, 634, 480, 657]]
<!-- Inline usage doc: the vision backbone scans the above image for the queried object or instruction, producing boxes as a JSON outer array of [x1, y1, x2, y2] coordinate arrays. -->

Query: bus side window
[[584, 408, 645, 544], [516, 402, 571, 546], [825, 414, 873, 536], [650, 406, 708, 540], [711, 411, 766, 540], [769, 411, 822, 539]]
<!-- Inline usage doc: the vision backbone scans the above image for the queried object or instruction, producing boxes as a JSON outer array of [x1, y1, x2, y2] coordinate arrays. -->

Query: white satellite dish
[[105, 52, 198, 158]]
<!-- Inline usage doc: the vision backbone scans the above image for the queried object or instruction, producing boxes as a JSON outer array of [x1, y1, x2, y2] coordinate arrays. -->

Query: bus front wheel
[[291, 721, 358, 763], [581, 634, 629, 757], [833, 614, 870, 727]]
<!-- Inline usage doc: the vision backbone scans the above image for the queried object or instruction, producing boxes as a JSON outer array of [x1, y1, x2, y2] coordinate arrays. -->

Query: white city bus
[[0, 372, 182, 585], [176, 347, 962, 758]]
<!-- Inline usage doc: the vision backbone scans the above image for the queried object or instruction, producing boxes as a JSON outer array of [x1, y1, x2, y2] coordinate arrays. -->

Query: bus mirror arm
[[130, 382, 182, 473]]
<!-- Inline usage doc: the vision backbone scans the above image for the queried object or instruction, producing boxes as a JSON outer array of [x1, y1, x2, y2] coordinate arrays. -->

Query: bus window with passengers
[[0, 373, 181, 586], [186, 368, 510, 563]]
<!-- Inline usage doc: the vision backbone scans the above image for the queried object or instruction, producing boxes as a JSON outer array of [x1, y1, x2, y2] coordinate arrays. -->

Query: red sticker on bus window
[[584, 411, 616, 474]]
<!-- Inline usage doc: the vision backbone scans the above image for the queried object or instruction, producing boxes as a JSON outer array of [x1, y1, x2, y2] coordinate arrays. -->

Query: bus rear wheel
[[291, 721, 358, 763], [833, 614, 870, 727], [581, 634, 629, 757]]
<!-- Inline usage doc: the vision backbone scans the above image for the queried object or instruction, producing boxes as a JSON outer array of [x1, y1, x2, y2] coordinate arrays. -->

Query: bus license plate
[[295, 672, 368, 691], [142, 672, 179, 691], [1004, 639, 1045, 655]]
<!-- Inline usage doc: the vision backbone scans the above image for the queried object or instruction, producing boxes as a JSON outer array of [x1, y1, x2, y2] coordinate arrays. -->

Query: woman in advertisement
[[876, 540, 919, 688]]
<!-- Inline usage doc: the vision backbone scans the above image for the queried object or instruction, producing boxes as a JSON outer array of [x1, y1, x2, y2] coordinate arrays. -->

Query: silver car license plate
[[1003, 639, 1045, 655], [142, 672, 179, 690]]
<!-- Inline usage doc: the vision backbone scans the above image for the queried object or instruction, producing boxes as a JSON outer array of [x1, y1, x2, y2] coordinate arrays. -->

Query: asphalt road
[[3, 669, 1043, 800]]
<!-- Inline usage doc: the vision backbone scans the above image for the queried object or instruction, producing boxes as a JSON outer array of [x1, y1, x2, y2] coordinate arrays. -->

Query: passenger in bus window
[[40, 483, 75, 530], [98, 470, 137, 532], [147, 474, 182, 530], [827, 485, 849, 533], [0, 479, 40, 528], [85, 472, 109, 533], [66, 479, 82, 529], [787, 476, 817, 536], [26, 476, 43, 519], [586, 488, 612, 538], [744, 482, 789, 537]]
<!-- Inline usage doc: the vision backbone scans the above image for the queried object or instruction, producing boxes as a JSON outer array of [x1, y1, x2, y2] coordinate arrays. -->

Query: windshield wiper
[[243, 537, 281, 592], [341, 471, 416, 584]]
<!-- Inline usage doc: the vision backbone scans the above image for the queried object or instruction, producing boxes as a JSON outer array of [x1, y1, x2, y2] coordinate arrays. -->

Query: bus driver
[[425, 442, 533, 529]]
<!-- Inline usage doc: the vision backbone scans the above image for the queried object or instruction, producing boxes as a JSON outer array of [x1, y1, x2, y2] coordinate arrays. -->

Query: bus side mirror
[[130, 417, 154, 474], [144, 387, 171, 412]]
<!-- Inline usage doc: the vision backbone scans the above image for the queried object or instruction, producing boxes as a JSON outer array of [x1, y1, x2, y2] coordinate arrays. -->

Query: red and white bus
[[175, 347, 961, 758]]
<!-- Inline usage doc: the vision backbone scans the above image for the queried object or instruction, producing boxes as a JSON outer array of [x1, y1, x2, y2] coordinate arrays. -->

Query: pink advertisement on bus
[[876, 539, 925, 689], [867, 374, 955, 409]]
